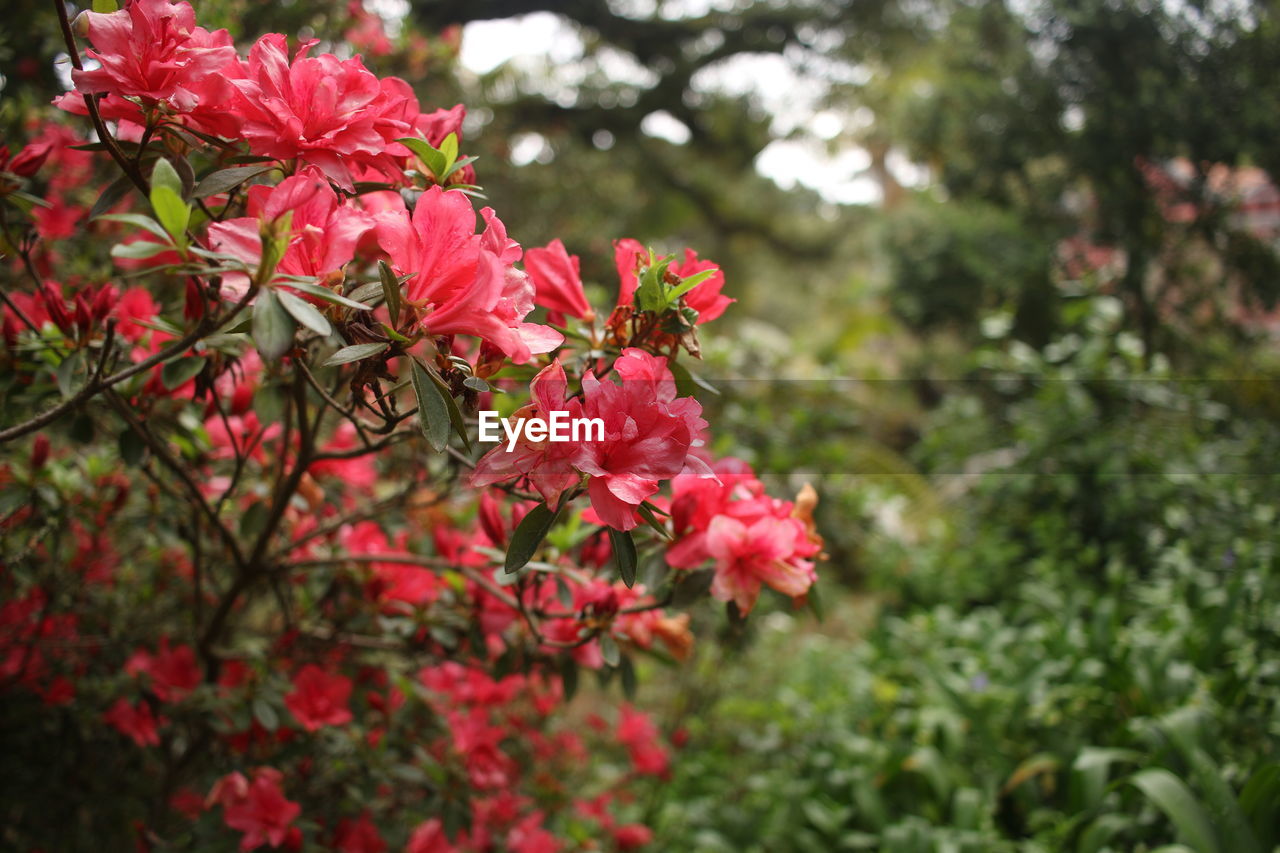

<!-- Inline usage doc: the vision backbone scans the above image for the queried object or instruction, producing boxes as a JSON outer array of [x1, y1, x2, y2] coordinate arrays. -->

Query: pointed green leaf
[[276, 289, 332, 337], [636, 502, 673, 540], [193, 166, 274, 199], [90, 174, 133, 219], [560, 657, 579, 701], [252, 290, 296, 361], [410, 358, 450, 452], [323, 343, 387, 367], [505, 502, 560, 574], [396, 137, 448, 178], [665, 268, 719, 303], [619, 654, 637, 699], [599, 633, 621, 668], [609, 527, 638, 587], [96, 212, 172, 243], [161, 356, 206, 390], [1131, 768, 1222, 853], [252, 698, 279, 731], [282, 280, 371, 312], [110, 240, 173, 261], [150, 158, 183, 196], [426, 368, 471, 452], [379, 260, 402, 326], [149, 185, 189, 248]]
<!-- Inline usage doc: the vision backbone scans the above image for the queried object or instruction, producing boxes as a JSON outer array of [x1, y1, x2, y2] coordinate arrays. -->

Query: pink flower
[[124, 638, 201, 702], [334, 813, 386, 853], [68, 0, 237, 108], [471, 350, 713, 530], [614, 824, 655, 851], [284, 664, 353, 731], [469, 360, 582, 506], [213, 767, 302, 851], [616, 706, 669, 777], [575, 349, 713, 530], [218, 34, 427, 189], [525, 239, 593, 322], [342, 521, 439, 607], [704, 515, 817, 614], [405, 819, 458, 853], [207, 168, 374, 298], [375, 187, 561, 362], [103, 697, 163, 747], [0, 141, 52, 178]]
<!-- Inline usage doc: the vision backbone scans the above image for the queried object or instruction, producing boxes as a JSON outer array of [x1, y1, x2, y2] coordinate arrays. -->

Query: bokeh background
[[4, 0, 1279, 849]]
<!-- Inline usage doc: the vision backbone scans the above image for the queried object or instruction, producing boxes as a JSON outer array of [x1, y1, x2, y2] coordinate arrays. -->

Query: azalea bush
[[0, 1, 822, 849]]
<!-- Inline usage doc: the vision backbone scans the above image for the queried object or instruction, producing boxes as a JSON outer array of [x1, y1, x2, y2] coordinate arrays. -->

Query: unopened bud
[[72, 10, 91, 37], [30, 434, 50, 470]]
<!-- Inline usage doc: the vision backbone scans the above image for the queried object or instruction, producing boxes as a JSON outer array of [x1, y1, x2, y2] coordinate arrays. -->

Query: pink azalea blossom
[[212, 767, 301, 852], [284, 664, 354, 731], [575, 349, 713, 530], [525, 239, 594, 322], [218, 34, 413, 189], [469, 360, 582, 506], [207, 168, 374, 298], [68, 0, 237, 109], [103, 697, 164, 747], [704, 514, 817, 614], [375, 186, 561, 362]]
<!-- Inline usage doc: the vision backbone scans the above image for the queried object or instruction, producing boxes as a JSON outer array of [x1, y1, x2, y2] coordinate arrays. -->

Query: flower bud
[[30, 434, 50, 471]]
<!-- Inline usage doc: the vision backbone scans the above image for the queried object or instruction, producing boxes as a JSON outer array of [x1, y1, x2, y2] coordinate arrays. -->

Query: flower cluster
[[0, 0, 821, 849]]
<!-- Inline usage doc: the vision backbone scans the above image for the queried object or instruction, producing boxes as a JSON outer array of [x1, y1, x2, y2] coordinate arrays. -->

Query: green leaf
[[150, 157, 183, 197], [668, 359, 720, 397], [635, 502, 673, 540], [409, 359, 450, 452], [665, 267, 718, 303], [671, 569, 714, 606], [252, 384, 288, 424], [599, 634, 621, 668], [149, 185, 190, 248], [463, 376, 489, 393], [193, 166, 274, 199], [95, 212, 172, 243], [619, 654, 637, 699], [426, 368, 472, 452], [252, 698, 279, 731], [397, 137, 448, 178], [117, 429, 147, 466], [89, 174, 133, 219], [275, 289, 332, 337], [54, 350, 85, 399], [379, 260, 402, 326], [609, 527, 638, 587], [284, 280, 372, 312], [1160, 712, 1262, 853], [1239, 764, 1280, 848], [252, 290, 295, 361], [1130, 768, 1222, 853], [91, 0, 118, 11], [560, 657, 579, 701], [110, 240, 172, 260], [323, 343, 387, 367], [439, 132, 459, 170], [634, 254, 671, 313], [505, 502, 560, 574], [161, 356, 206, 390]]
